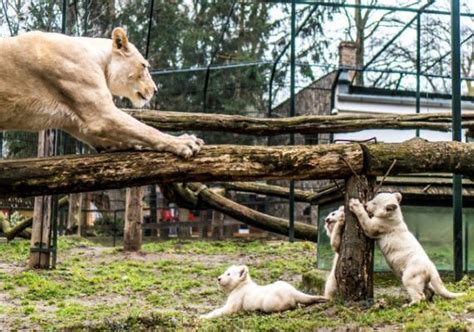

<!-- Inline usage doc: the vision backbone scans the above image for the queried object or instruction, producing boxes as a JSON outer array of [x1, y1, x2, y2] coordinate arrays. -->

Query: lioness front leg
[[79, 105, 204, 158], [348, 198, 379, 238]]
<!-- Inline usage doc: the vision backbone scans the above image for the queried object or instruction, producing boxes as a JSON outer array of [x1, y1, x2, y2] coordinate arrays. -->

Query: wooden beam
[[2, 140, 474, 198], [125, 109, 474, 135], [0, 144, 362, 197]]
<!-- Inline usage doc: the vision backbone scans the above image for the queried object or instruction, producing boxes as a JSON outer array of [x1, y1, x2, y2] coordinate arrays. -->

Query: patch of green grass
[[0, 238, 472, 330]]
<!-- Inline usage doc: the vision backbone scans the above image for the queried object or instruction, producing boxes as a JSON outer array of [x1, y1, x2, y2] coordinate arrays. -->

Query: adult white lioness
[[0, 28, 203, 157]]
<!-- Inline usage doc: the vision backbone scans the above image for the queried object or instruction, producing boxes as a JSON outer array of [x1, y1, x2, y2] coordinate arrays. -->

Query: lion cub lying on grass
[[200, 265, 326, 319], [323, 206, 345, 299], [349, 192, 465, 305]]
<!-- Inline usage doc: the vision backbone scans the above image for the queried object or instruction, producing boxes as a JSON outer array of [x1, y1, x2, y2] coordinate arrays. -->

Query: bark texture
[[336, 176, 375, 302], [0, 144, 362, 197], [125, 109, 474, 135], [2, 140, 474, 198], [67, 193, 82, 235], [123, 186, 144, 252]]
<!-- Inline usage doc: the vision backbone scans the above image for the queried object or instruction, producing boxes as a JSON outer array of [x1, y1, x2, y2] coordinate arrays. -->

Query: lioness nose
[[154, 87, 158, 95]]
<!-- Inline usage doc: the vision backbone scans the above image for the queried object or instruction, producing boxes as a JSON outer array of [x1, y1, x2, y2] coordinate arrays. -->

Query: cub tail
[[430, 271, 465, 299]]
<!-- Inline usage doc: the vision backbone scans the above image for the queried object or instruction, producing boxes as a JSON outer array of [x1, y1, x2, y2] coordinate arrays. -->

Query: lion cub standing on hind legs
[[200, 265, 327, 319], [0, 27, 203, 157], [323, 206, 345, 299], [349, 192, 465, 305]]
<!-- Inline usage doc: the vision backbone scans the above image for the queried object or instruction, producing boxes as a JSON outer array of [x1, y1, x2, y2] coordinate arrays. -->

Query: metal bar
[[145, 0, 154, 59], [451, 0, 463, 281], [362, 1, 435, 73], [262, 1, 474, 17], [289, 0, 296, 242], [203, 0, 237, 112], [415, 13, 421, 137], [268, 5, 319, 118], [151, 61, 272, 75], [465, 216, 469, 273]]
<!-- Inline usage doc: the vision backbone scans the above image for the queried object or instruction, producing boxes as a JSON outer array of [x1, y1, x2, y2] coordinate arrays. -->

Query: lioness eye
[[227, 273, 230, 276], [142, 63, 146, 68]]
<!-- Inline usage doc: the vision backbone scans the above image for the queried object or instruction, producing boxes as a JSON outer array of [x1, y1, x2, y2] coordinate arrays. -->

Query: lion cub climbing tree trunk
[[336, 175, 375, 301]]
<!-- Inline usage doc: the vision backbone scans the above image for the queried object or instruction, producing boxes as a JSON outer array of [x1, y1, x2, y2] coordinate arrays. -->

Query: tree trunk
[[124, 109, 471, 136], [123, 186, 143, 252], [336, 175, 375, 301], [29, 130, 54, 269], [67, 193, 82, 234]]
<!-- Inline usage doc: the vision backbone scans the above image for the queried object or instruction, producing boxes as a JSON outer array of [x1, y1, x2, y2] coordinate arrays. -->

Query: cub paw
[[349, 198, 363, 212]]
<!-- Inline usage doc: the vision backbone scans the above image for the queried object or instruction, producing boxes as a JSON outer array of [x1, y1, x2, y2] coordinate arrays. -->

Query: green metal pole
[[268, 5, 319, 119], [289, 0, 296, 242], [415, 13, 421, 138], [451, 0, 463, 281]]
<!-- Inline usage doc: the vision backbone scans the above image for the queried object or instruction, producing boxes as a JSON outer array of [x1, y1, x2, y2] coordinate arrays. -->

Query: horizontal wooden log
[[220, 182, 320, 203], [125, 109, 474, 135], [1, 140, 474, 198], [187, 183, 317, 242], [0, 144, 362, 198]]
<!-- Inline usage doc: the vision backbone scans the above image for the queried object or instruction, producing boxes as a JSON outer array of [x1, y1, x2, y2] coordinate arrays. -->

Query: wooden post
[[66, 193, 82, 234], [29, 130, 53, 269], [336, 175, 375, 302], [123, 186, 144, 252]]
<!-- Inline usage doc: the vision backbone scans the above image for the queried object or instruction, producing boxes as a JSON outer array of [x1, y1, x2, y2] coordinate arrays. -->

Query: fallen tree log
[[125, 109, 474, 135], [0, 197, 68, 240], [0, 144, 362, 197], [219, 181, 345, 203], [219, 182, 320, 203], [1, 140, 474, 198], [0, 213, 32, 240], [161, 183, 317, 242]]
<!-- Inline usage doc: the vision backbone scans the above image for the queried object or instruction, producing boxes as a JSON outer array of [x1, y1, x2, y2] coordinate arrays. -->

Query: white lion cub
[[323, 206, 345, 299], [349, 192, 465, 305], [200, 265, 326, 319]]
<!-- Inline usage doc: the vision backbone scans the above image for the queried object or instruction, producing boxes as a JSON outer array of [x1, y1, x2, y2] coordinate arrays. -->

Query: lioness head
[[108, 27, 157, 108], [217, 265, 250, 292], [365, 192, 402, 219], [324, 205, 344, 236]]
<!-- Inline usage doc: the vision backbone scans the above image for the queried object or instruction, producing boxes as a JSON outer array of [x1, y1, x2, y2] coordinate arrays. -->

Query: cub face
[[365, 192, 402, 219], [108, 27, 157, 108], [217, 265, 249, 292], [324, 205, 344, 236]]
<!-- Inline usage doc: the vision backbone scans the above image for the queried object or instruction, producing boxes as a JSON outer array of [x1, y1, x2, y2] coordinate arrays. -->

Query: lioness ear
[[239, 265, 249, 281], [112, 27, 128, 51], [394, 192, 402, 203], [385, 204, 397, 212]]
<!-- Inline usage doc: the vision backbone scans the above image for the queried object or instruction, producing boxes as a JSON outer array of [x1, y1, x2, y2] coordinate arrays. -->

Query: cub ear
[[385, 203, 397, 212], [239, 265, 249, 281], [394, 192, 402, 203], [112, 27, 129, 51], [338, 206, 345, 212]]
